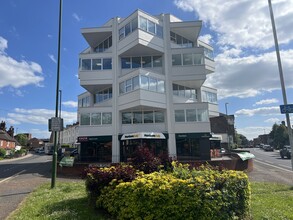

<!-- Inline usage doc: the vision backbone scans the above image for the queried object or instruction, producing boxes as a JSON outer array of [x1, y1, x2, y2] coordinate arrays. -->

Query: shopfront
[[78, 136, 112, 162], [176, 133, 211, 161], [119, 132, 168, 162]]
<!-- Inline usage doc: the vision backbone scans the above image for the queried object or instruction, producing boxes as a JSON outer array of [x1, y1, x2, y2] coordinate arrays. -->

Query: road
[[245, 148, 293, 185], [0, 153, 52, 220]]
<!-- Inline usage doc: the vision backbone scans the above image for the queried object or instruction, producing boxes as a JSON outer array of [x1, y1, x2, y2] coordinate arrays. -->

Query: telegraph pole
[[268, 0, 293, 170]]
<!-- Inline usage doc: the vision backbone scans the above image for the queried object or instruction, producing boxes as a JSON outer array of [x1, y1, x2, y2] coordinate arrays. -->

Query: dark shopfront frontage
[[176, 133, 211, 161], [78, 136, 112, 162], [119, 132, 168, 162]]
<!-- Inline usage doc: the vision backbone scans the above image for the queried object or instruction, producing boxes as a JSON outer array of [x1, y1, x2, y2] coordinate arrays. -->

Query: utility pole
[[268, 0, 293, 170]]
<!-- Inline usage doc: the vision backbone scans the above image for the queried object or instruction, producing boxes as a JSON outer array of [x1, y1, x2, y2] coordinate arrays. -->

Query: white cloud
[[264, 118, 281, 123], [235, 106, 279, 116], [0, 36, 44, 89], [6, 108, 77, 126], [237, 126, 272, 140], [198, 34, 213, 45], [72, 13, 81, 22], [175, 1, 293, 99], [254, 98, 279, 106], [62, 101, 78, 108], [205, 50, 293, 98], [174, 0, 293, 49], [29, 128, 51, 139], [48, 54, 57, 63]]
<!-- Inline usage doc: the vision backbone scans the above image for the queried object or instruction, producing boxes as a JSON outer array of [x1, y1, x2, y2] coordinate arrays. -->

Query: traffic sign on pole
[[279, 104, 293, 114]]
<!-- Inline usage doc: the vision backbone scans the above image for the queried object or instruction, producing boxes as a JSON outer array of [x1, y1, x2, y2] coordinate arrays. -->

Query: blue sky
[[0, 0, 292, 140]]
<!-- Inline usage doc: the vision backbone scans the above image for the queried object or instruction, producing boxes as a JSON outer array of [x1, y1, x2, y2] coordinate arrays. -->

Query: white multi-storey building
[[77, 9, 218, 163]]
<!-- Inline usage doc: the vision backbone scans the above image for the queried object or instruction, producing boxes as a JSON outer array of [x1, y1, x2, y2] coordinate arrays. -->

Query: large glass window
[[82, 59, 91, 70], [173, 83, 197, 100], [119, 81, 125, 94], [132, 76, 139, 90], [157, 80, 165, 93], [186, 109, 196, 122], [94, 35, 112, 53], [133, 112, 142, 124], [139, 16, 147, 31], [122, 57, 131, 69], [142, 56, 152, 68], [92, 59, 102, 70], [153, 56, 162, 67], [125, 23, 131, 36], [119, 27, 125, 40], [132, 57, 141, 68], [156, 25, 163, 38], [103, 58, 112, 70], [140, 75, 149, 90], [149, 77, 157, 92], [147, 20, 155, 34], [91, 113, 101, 125], [132, 18, 138, 31], [183, 53, 193, 65], [197, 109, 208, 122], [193, 54, 203, 65], [144, 111, 153, 123], [102, 112, 112, 124], [172, 54, 182, 66], [175, 110, 185, 122], [122, 112, 132, 124], [125, 79, 132, 92], [80, 113, 90, 125], [154, 111, 164, 123]]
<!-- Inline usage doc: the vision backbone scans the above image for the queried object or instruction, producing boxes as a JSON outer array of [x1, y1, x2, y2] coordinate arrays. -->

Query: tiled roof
[[0, 130, 16, 142]]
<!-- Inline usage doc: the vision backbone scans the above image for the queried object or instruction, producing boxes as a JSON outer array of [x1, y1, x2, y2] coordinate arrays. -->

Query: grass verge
[[7, 181, 293, 220]]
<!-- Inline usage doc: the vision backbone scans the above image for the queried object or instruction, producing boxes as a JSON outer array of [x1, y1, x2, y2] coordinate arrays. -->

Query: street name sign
[[280, 104, 293, 114], [48, 117, 64, 131]]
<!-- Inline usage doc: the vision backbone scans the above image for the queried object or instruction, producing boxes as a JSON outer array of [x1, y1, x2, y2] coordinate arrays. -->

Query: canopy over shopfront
[[121, 132, 166, 140]]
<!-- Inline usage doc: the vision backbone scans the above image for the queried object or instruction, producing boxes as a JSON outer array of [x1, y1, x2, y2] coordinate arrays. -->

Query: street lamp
[[268, 0, 293, 170], [51, 0, 63, 189], [225, 102, 229, 115], [58, 89, 62, 148]]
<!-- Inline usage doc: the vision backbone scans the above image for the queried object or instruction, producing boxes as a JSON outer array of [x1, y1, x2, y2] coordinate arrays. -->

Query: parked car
[[280, 145, 291, 159], [36, 149, 45, 154], [263, 145, 274, 152]]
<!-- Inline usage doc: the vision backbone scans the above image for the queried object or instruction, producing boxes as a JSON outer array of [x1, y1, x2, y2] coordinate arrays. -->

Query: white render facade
[[77, 9, 218, 163]]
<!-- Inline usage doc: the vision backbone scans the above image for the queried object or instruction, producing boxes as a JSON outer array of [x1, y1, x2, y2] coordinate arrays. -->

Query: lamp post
[[51, 0, 63, 189], [58, 89, 62, 148], [268, 0, 293, 170]]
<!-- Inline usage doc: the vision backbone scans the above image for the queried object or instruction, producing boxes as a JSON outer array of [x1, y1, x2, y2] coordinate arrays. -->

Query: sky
[[0, 0, 292, 141]]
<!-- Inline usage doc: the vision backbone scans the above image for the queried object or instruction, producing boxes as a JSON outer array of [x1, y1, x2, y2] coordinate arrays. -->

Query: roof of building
[[0, 130, 16, 142]]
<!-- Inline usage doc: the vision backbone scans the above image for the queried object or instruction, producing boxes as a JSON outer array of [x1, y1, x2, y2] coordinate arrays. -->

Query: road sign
[[280, 104, 293, 114], [48, 117, 64, 131]]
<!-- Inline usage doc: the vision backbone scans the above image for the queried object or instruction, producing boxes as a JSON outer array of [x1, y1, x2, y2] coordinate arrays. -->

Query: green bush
[[97, 163, 250, 220], [0, 148, 6, 157]]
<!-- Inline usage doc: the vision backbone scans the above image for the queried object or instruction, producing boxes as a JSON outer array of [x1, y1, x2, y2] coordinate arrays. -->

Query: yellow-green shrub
[[97, 168, 250, 220]]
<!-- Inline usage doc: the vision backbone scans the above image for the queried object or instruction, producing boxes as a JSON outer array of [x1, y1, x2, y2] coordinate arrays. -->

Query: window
[[173, 84, 179, 96], [125, 79, 132, 92], [149, 77, 157, 92], [91, 113, 101, 125], [119, 81, 125, 94], [103, 58, 112, 70], [186, 109, 196, 122], [95, 88, 112, 104], [170, 32, 193, 48], [122, 112, 132, 124], [179, 85, 185, 97], [94, 35, 112, 53], [147, 20, 155, 34], [157, 80, 165, 93], [132, 76, 139, 90], [92, 59, 102, 70], [139, 16, 147, 31], [102, 112, 112, 124], [125, 23, 131, 36], [81, 59, 91, 70], [133, 112, 142, 124], [153, 56, 162, 67], [122, 57, 131, 69], [197, 109, 208, 122], [193, 54, 203, 65], [172, 54, 182, 66], [80, 113, 90, 125], [144, 111, 153, 123], [156, 25, 163, 38], [155, 111, 164, 123], [140, 75, 149, 90], [175, 110, 185, 122], [142, 56, 152, 68], [183, 53, 193, 65], [119, 27, 125, 40], [132, 18, 138, 31], [132, 57, 141, 68]]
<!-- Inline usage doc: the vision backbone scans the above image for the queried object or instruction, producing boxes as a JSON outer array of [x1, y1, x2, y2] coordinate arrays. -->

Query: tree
[[15, 134, 28, 147], [235, 132, 249, 147], [269, 122, 289, 149]]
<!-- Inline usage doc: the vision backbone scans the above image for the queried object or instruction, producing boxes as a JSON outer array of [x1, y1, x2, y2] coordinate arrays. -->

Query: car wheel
[[288, 154, 291, 159], [281, 154, 284, 159]]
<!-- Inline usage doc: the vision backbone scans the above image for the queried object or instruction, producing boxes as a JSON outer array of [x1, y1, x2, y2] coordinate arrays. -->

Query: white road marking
[[254, 159, 293, 173], [0, 170, 26, 184]]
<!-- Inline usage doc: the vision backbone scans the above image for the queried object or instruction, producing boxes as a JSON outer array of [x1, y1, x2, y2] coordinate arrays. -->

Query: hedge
[[96, 164, 250, 220]]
